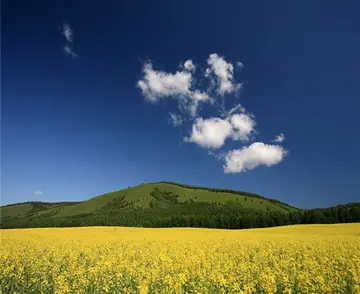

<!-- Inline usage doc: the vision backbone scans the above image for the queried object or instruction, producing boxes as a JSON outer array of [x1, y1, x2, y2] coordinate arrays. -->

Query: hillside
[[1, 182, 359, 229], [1, 182, 295, 218]]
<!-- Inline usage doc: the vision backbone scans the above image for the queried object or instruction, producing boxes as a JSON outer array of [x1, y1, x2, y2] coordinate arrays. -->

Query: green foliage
[[1, 202, 359, 230]]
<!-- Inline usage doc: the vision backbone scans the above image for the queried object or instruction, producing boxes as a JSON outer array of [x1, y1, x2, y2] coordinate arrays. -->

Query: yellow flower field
[[0, 224, 359, 294]]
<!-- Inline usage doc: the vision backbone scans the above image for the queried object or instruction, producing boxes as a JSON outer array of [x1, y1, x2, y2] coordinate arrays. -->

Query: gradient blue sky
[[2, 0, 359, 208]]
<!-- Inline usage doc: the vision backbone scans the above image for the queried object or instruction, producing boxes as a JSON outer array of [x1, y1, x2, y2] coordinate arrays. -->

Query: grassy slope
[[55, 183, 296, 217], [0, 202, 81, 219], [1, 203, 34, 218], [0, 182, 297, 220]]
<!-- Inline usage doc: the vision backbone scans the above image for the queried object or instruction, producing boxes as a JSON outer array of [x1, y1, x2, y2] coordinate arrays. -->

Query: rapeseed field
[[0, 224, 359, 293]]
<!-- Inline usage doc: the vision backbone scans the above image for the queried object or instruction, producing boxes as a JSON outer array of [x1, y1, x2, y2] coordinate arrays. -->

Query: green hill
[[1, 182, 296, 217], [1, 182, 359, 229]]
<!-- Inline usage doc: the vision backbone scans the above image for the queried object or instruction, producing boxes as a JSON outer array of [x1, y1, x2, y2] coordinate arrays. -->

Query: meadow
[[0, 224, 359, 293]]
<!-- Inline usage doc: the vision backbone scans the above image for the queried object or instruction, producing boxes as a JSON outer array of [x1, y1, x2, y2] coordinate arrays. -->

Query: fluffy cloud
[[185, 117, 233, 148], [224, 142, 287, 173], [61, 22, 77, 58], [230, 113, 256, 141], [138, 62, 192, 100], [169, 112, 183, 127], [205, 53, 241, 96], [32, 191, 43, 196], [185, 112, 256, 148], [272, 133, 285, 143], [184, 60, 196, 72], [137, 54, 288, 173], [137, 61, 209, 116]]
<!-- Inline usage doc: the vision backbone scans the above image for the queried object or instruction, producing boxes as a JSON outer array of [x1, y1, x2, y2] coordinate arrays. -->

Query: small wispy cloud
[[61, 21, 78, 58], [227, 103, 246, 116], [272, 133, 285, 143], [62, 23, 73, 42], [208, 150, 227, 161], [32, 191, 43, 197], [63, 44, 77, 58], [184, 60, 196, 72], [236, 61, 244, 69], [169, 112, 183, 127]]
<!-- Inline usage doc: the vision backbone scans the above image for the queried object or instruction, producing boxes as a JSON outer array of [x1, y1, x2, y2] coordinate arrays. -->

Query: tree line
[[1, 202, 359, 229]]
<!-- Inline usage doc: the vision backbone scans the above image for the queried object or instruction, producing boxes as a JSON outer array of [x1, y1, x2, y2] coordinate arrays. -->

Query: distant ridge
[[1, 182, 359, 229]]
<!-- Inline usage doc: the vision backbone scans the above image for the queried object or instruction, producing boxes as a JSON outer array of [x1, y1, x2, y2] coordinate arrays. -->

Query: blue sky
[[2, 0, 359, 208]]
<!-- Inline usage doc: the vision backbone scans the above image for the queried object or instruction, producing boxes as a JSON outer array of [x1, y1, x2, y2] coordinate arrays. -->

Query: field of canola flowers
[[0, 223, 359, 294]]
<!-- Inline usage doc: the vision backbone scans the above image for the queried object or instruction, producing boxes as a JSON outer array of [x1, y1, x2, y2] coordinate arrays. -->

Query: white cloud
[[236, 61, 244, 69], [169, 112, 183, 127], [63, 45, 78, 58], [136, 54, 289, 173], [230, 113, 255, 141], [185, 112, 256, 149], [184, 60, 196, 72], [208, 150, 227, 161], [62, 23, 73, 42], [185, 117, 233, 148], [137, 61, 210, 116], [188, 101, 199, 117], [190, 90, 209, 101], [224, 142, 287, 173], [227, 103, 246, 116], [32, 191, 43, 196], [61, 22, 77, 58], [138, 62, 192, 100], [272, 133, 285, 143], [205, 53, 241, 96]]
